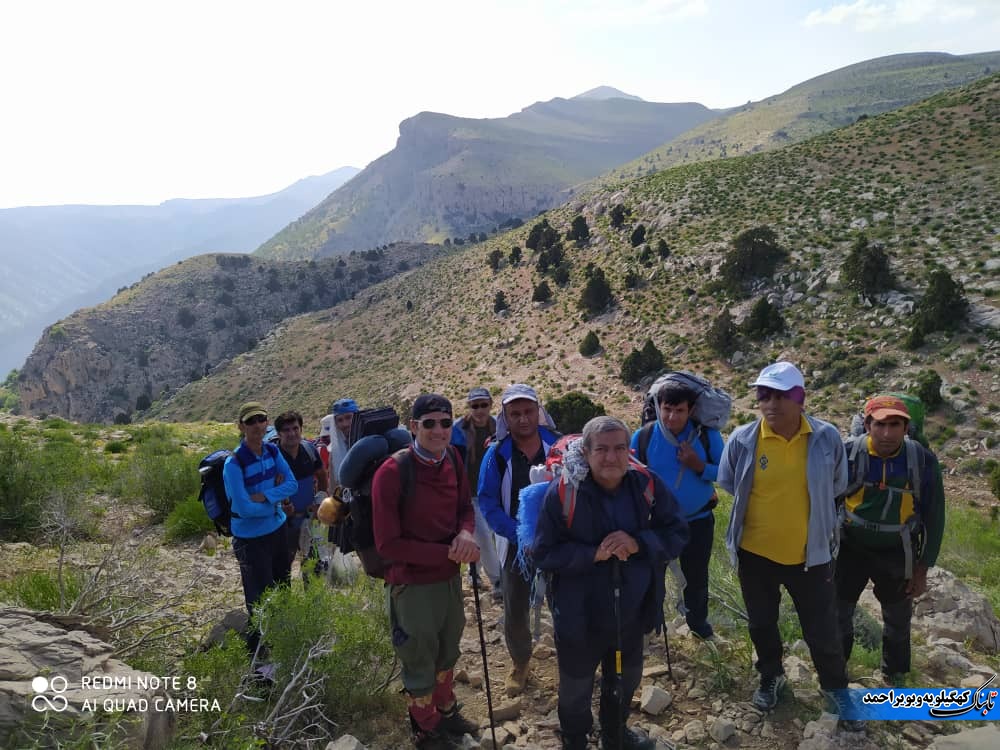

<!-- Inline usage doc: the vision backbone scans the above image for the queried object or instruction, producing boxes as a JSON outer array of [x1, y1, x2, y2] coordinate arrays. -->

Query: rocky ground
[[3, 518, 999, 750]]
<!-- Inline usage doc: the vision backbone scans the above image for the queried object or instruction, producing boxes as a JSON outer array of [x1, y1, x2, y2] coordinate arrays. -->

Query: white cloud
[[803, 0, 985, 31], [555, 0, 708, 27]]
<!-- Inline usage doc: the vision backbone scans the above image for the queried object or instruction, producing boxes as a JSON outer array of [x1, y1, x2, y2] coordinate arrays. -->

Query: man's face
[[278, 420, 302, 451], [504, 399, 539, 440], [468, 398, 492, 427], [411, 411, 453, 455], [757, 388, 802, 436], [868, 416, 908, 458], [239, 413, 269, 442], [585, 428, 631, 489], [659, 400, 691, 437], [334, 412, 353, 438]]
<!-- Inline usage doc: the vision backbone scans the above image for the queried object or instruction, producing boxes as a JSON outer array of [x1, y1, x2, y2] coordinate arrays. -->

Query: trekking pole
[[611, 557, 625, 750], [662, 626, 675, 684], [470, 562, 498, 750]]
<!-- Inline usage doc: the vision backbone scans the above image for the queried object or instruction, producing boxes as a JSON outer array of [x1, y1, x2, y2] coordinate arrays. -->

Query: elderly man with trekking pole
[[533, 416, 688, 750]]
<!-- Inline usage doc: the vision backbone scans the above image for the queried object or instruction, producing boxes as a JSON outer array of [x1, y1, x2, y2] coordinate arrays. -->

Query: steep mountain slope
[[0, 167, 359, 375], [600, 50, 1000, 184], [16, 243, 443, 423], [254, 98, 717, 260], [156, 75, 999, 499]]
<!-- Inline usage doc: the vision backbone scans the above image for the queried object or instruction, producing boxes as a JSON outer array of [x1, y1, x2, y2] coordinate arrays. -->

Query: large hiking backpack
[[198, 442, 280, 537]]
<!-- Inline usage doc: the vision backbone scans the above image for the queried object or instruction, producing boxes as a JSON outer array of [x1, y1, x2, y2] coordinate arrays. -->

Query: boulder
[[0, 607, 176, 749], [912, 568, 1000, 653], [639, 685, 672, 715], [326, 736, 367, 750]]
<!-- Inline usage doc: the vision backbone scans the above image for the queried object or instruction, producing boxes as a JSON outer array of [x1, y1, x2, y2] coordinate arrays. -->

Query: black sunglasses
[[419, 417, 453, 429], [242, 414, 268, 425], [469, 402, 491, 410]]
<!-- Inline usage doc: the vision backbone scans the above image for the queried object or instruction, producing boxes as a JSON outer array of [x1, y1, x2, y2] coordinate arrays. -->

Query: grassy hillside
[[157, 74, 999, 506], [255, 98, 717, 260], [599, 50, 1000, 185]]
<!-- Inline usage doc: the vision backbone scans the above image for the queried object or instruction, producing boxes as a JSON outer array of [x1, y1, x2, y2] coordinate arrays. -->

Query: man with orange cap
[[836, 394, 945, 684]]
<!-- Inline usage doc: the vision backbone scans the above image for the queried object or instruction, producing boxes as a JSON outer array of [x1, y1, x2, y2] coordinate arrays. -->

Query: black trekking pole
[[611, 557, 625, 750], [470, 562, 498, 750], [662, 621, 675, 684]]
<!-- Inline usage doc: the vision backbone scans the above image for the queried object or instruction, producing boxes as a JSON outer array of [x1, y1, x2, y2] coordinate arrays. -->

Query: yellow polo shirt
[[739, 415, 812, 565]]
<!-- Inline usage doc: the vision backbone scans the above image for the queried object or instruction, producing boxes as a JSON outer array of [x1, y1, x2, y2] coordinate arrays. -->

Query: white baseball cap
[[749, 361, 805, 391]]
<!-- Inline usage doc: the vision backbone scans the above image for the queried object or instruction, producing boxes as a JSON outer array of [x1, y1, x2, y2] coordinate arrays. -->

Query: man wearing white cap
[[718, 362, 850, 715], [478, 383, 560, 696]]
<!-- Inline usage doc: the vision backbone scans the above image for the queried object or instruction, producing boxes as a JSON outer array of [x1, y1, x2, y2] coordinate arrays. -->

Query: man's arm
[[533, 482, 600, 574], [224, 458, 274, 518], [828, 426, 849, 498], [919, 452, 946, 569], [699, 428, 725, 482], [260, 450, 298, 503], [716, 433, 738, 496], [476, 444, 517, 541]]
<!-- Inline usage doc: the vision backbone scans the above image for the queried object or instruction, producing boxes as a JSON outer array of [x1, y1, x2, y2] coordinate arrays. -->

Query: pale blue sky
[[1, 0, 997, 208]]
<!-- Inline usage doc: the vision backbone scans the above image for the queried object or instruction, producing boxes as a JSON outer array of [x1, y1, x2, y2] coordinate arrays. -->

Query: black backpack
[[198, 443, 278, 537]]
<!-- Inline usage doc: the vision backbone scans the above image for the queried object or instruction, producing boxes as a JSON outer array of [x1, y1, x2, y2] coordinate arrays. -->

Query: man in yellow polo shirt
[[718, 362, 850, 714]]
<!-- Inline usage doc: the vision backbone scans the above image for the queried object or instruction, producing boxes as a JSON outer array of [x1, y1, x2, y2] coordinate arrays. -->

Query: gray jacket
[[718, 415, 847, 570]]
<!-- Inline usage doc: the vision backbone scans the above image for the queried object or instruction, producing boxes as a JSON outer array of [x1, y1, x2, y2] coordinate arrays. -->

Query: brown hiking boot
[[505, 661, 530, 697]]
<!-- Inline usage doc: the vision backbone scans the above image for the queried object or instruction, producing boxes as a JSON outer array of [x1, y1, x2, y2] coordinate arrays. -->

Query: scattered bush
[[579, 330, 601, 356], [487, 249, 502, 271], [532, 281, 552, 303], [545, 392, 606, 434], [629, 224, 646, 247], [621, 339, 664, 385], [567, 215, 590, 244], [579, 265, 613, 315], [742, 297, 785, 340], [717, 226, 787, 296], [493, 291, 509, 313], [609, 204, 629, 230], [508, 246, 522, 265], [165, 497, 216, 541], [706, 308, 739, 356], [842, 234, 894, 301], [0, 568, 84, 610], [177, 307, 197, 329], [914, 370, 943, 410], [913, 268, 969, 335]]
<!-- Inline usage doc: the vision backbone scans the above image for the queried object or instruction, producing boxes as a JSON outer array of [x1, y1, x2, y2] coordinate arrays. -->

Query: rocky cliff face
[[17, 245, 442, 423]]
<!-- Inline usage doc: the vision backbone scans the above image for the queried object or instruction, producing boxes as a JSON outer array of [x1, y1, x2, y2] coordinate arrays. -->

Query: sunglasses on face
[[243, 415, 268, 425], [419, 418, 453, 429], [469, 402, 491, 410], [756, 389, 788, 403]]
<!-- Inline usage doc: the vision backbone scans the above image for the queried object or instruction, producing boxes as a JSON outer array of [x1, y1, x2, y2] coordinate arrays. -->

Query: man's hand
[[599, 530, 639, 561], [274, 473, 285, 486], [906, 563, 929, 597], [250, 492, 267, 503], [281, 498, 294, 515], [594, 545, 613, 562], [677, 443, 705, 474], [449, 530, 480, 563]]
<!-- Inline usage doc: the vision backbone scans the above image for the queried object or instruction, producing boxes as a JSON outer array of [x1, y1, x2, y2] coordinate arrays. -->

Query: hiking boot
[[437, 703, 480, 738], [821, 689, 866, 733], [751, 674, 786, 711], [505, 661, 530, 697], [560, 731, 589, 749], [600, 726, 656, 750], [410, 716, 459, 750]]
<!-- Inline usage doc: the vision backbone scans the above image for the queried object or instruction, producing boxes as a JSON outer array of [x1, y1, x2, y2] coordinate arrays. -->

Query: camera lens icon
[[31, 675, 69, 712]]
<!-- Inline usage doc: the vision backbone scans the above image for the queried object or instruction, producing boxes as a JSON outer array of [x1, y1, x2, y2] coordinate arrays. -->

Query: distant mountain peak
[[573, 86, 643, 102]]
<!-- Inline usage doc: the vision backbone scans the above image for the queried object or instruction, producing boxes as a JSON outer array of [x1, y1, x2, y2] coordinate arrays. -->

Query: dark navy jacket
[[533, 469, 688, 643]]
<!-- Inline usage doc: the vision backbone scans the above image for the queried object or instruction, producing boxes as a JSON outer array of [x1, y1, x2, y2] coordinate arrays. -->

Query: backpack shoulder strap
[[697, 425, 713, 463], [843, 434, 869, 498], [558, 476, 577, 527], [903, 437, 924, 508], [301, 440, 319, 464], [636, 422, 655, 464], [391, 448, 415, 508]]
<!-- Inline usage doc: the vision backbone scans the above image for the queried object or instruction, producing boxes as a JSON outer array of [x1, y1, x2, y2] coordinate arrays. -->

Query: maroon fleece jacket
[[372, 447, 475, 584]]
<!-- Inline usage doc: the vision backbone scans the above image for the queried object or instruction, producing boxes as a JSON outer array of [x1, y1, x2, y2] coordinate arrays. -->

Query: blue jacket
[[630, 421, 724, 521], [533, 470, 688, 640], [477, 426, 560, 563], [223, 441, 298, 539], [718, 415, 847, 570]]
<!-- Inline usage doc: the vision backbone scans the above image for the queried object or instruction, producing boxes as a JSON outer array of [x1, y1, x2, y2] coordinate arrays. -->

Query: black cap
[[412, 393, 452, 420]]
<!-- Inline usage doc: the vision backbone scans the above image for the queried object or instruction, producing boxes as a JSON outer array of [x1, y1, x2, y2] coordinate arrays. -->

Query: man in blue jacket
[[223, 401, 298, 655], [718, 362, 850, 716], [632, 379, 724, 640], [478, 383, 560, 696], [534, 417, 688, 750]]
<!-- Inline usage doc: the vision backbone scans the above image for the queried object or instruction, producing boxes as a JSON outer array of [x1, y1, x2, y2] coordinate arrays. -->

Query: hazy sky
[[2, 0, 997, 208]]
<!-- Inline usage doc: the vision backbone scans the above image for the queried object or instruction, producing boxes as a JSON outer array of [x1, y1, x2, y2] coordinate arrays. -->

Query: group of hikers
[[219, 360, 945, 750]]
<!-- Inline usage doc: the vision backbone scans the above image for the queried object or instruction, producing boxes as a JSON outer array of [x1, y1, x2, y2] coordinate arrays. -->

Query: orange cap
[[864, 395, 910, 422]]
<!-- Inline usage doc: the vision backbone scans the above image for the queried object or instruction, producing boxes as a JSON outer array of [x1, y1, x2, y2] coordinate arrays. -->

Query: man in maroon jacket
[[373, 393, 481, 749]]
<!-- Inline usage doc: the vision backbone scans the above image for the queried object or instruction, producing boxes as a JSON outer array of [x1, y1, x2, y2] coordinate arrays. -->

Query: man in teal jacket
[[223, 401, 298, 655]]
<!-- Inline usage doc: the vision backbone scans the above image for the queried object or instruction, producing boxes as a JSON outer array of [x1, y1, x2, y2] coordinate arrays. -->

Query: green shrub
[[914, 370, 943, 410], [579, 330, 601, 357], [532, 281, 552, 303], [0, 568, 84, 610], [991, 464, 1000, 502], [545, 392, 606, 434], [117, 435, 200, 519], [742, 297, 785, 340], [567, 215, 590, 244], [165, 497, 215, 541], [579, 265, 613, 315], [842, 234, 894, 300], [913, 268, 969, 334], [717, 226, 787, 296], [0, 430, 44, 541], [706, 308, 739, 356], [621, 339, 664, 385]]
